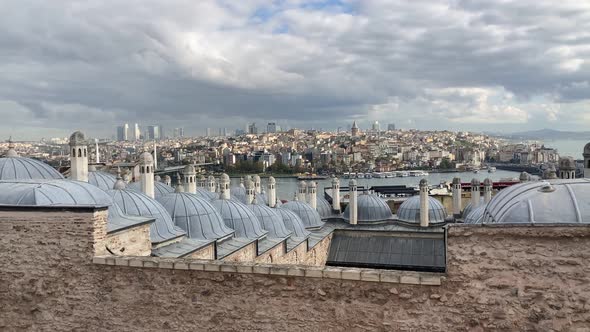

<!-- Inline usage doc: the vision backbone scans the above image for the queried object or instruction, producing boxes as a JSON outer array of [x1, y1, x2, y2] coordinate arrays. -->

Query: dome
[[276, 208, 311, 238], [220, 173, 230, 181], [0, 156, 64, 181], [462, 197, 485, 220], [210, 199, 268, 239], [464, 205, 485, 224], [231, 185, 247, 203], [69, 131, 86, 146], [182, 164, 196, 175], [281, 200, 323, 229], [248, 203, 292, 238], [584, 143, 590, 157], [108, 188, 186, 244], [482, 179, 590, 224], [343, 194, 393, 223], [256, 191, 269, 206], [559, 156, 576, 170], [158, 192, 234, 241], [88, 171, 117, 191], [397, 196, 447, 224], [139, 152, 154, 165], [193, 188, 218, 201], [128, 181, 174, 199], [316, 195, 334, 219], [0, 179, 149, 233], [275, 198, 283, 208]]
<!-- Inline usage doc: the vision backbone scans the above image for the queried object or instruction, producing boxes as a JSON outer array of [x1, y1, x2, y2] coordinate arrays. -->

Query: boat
[[488, 167, 496, 173], [297, 175, 329, 180]]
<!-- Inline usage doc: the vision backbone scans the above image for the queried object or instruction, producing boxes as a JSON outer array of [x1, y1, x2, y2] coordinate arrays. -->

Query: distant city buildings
[[116, 124, 129, 141], [248, 123, 258, 135], [387, 123, 396, 131], [147, 125, 163, 140]]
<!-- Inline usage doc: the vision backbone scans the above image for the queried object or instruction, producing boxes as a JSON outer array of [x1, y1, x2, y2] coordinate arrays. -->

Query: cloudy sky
[[1, 0, 589, 139]]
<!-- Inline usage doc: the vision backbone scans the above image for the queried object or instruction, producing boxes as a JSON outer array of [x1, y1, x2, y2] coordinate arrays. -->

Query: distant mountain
[[502, 129, 590, 140]]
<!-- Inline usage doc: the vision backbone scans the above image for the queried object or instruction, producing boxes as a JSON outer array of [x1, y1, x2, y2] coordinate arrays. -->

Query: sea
[[538, 139, 588, 158], [229, 170, 522, 199]]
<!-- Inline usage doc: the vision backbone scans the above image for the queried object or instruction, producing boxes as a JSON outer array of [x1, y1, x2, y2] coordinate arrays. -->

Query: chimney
[[308, 181, 317, 209], [297, 181, 307, 203], [483, 178, 492, 203], [471, 178, 480, 209], [220, 174, 231, 200], [182, 165, 197, 194], [139, 151, 155, 198], [419, 179, 429, 227], [452, 177, 462, 218], [207, 176, 216, 193], [253, 175, 261, 194], [267, 176, 276, 208], [69, 131, 89, 182], [348, 179, 358, 225], [245, 179, 255, 205], [331, 176, 341, 213]]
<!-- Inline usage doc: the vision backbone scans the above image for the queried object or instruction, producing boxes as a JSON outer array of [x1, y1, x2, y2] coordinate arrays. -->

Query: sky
[[1, 0, 589, 139]]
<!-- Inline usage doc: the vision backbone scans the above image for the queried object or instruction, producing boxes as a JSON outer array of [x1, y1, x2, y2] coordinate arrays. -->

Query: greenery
[[225, 160, 264, 174], [438, 157, 454, 170]]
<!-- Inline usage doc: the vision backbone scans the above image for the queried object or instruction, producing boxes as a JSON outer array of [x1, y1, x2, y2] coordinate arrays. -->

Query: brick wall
[[1, 208, 590, 331]]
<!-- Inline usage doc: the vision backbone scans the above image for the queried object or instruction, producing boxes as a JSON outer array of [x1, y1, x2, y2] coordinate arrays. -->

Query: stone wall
[[301, 233, 333, 266], [221, 241, 257, 262], [1, 208, 590, 331], [255, 241, 286, 264], [187, 243, 215, 260], [105, 224, 151, 256]]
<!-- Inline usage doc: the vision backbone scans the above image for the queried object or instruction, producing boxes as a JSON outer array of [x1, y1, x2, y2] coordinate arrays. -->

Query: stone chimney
[[348, 179, 358, 225], [331, 176, 341, 213], [69, 131, 89, 182], [308, 181, 317, 209], [207, 176, 216, 193], [419, 179, 429, 227], [245, 179, 255, 205], [471, 178, 480, 209], [297, 181, 307, 203], [182, 165, 196, 194], [452, 177, 462, 218], [483, 178, 492, 203], [220, 173, 230, 200], [139, 151, 155, 198], [268, 176, 276, 208], [253, 175, 261, 194]]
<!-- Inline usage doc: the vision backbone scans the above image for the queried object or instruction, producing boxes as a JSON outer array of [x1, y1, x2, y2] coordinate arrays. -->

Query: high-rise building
[[173, 127, 184, 138], [248, 123, 258, 135], [267, 122, 277, 133], [372, 121, 380, 132], [206, 128, 212, 137], [387, 123, 396, 131], [147, 125, 161, 140], [116, 124, 129, 141], [133, 124, 141, 140]]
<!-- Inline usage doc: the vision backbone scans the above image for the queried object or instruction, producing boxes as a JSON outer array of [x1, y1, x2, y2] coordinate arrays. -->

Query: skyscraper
[[267, 122, 277, 133], [372, 121, 380, 132], [206, 128, 212, 137], [116, 124, 129, 141], [387, 123, 396, 131], [248, 123, 258, 135], [133, 123, 141, 140], [147, 125, 160, 140]]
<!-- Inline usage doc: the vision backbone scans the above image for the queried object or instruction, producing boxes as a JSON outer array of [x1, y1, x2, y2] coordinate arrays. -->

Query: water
[[229, 170, 521, 199], [540, 139, 588, 158]]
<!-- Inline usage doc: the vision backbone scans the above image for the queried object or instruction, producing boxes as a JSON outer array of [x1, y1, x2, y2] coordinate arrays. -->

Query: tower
[[220, 173, 230, 200], [207, 176, 216, 193], [308, 181, 317, 209], [139, 151, 155, 198], [297, 181, 307, 203], [69, 131, 89, 182], [452, 177, 462, 218], [419, 179, 429, 227], [331, 176, 341, 213], [268, 176, 276, 208], [559, 156, 576, 179], [483, 178, 492, 203], [351, 121, 359, 137], [584, 143, 590, 178], [198, 175, 206, 188], [348, 179, 358, 225], [470, 178, 480, 209], [245, 179, 255, 205], [183, 165, 197, 194], [163, 175, 172, 186], [95, 139, 100, 163]]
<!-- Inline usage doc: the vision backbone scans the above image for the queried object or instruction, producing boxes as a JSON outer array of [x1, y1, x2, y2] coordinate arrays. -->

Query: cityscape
[[1, 1, 590, 331]]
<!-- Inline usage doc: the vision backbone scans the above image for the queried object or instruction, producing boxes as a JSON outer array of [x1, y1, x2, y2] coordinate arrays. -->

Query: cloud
[[0, 0, 589, 138]]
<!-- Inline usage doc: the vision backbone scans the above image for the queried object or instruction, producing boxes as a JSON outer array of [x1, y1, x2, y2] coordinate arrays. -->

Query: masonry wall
[[221, 242, 257, 262], [1, 209, 590, 331], [187, 243, 215, 260], [105, 224, 151, 256]]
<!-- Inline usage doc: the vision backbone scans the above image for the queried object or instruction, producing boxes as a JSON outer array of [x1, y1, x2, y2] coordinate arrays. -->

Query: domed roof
[[108, 188, 186, 244], [462, 197, 485, 220], [158, 192, 234, 241], [88, 171, 117, 191], [0, 179, 150, 233], [220, 173, 230, 181], [256, 191, 269, 206], [248, 203, 292, 238], [128, 181, 174, 199], [281, 200, 323, 229], [343, 193, 393, 222], [193, 188, 218, 201], [482, 179, 590, 224], [276, 208, 311, 238], [464, 205, 485, 224], [139, 151, 154, 165], [182, 164, 196, 174], [69, 131, 86, 146], [210, 199, 268, 239], [397, 196, 447, 224], [316, 195, 334, 219], [231, 185, 247, 203], [559, 156, 576, 170], [584, 143, 590, 157], [0, 156, 64, 181]]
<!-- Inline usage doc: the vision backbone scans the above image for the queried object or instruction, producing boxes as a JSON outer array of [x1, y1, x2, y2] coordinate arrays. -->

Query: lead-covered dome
[[281, 200, 323, 229], [108, 187, 185, 244], [464, 205, 485, 224], [0, 156, 64, 181], [559, 156, 576, 170], [482, 179, 590, 224], [397, 196, 447, 224], [158, 192, 234, 241], [210, 199, 268, 239], [343, 194, 392, 223], [128, 181, 174, 199], [276, 208, 311, 238], [462, 197, 484, 220], [316, 195, 336, 219], [584, 143, 590, 157], [88, 170, 117, 191], [69, 131, 86, 146], [248, 202, 292, 238], [139, 151, 154, 165], [231, 185, 247, 203]]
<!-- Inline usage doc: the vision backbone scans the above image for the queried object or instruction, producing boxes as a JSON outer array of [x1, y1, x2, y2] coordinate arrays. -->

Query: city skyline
[[0, 1, 589, 140]]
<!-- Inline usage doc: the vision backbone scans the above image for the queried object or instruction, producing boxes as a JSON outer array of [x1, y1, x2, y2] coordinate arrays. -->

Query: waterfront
[[540, 139, 588, 158], [229, 170, 522, 199]]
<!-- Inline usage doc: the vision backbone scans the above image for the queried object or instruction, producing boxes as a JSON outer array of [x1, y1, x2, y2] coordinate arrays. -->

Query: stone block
[[380, 271, 400, 283], [341, 269, 361, 280], [92, 256, 106, 265], [253, 265, 270, 275], [270, 266, 288, 276], [189, 262, 204, 271], [128, 259, 144, 268], [204, 263, 221, 272], [360, 270, 380, 282], [114, 258, 129, 266], [159, 261, 174, 269], [421, 275, 442, 286], [105, 257, 116, 266], [400, 274, 421, 285], [287, 267, 305, 277], [220, 264, 237, 273], [323, 267, 342, 279], [143, 260, 158, 268], [174, 262, 189, 270], [304, 268, 323, 278], [236, 265, 253, 274]]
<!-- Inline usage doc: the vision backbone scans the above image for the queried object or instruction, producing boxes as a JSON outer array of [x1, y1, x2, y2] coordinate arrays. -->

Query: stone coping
[[92, 256, 444, 286]]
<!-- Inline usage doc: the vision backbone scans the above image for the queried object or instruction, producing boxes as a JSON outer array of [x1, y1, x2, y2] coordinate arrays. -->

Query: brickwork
[[1, 208, 590, 331], [104, 224, 151, 256], [255, 241, 286, 263], [221, 242, 257, 262], [187, 243, 215, 260]]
